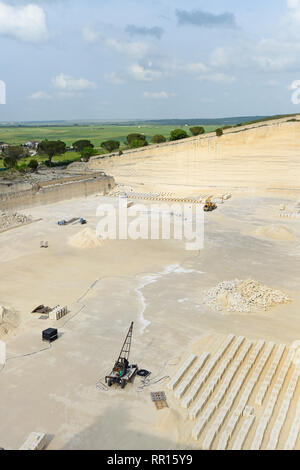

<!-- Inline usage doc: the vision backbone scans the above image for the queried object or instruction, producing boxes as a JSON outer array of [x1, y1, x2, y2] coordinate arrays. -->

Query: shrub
[[2, 146, 27, 168], [190, 126, 205, 136], [126, 133, 147, 146], [80, 146, 96, 162], [169, 129, 188, 141], [101, 140, 120, 153], [130, 139, 148, 149], [3, 155, 18, 169], [28, 159, 38, 171], [152, 134, 166, 144], [216, 128, 223, 137], [72, 140, 94, 152]]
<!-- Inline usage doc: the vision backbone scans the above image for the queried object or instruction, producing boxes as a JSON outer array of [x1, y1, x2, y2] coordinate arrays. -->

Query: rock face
[[89, 117, 300, 194], [0, 211, 33, 231]]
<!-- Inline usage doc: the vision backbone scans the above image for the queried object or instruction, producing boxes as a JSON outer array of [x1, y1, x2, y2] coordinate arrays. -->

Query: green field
[[0, 124, 219, 170], [0, 124, 217, 147]]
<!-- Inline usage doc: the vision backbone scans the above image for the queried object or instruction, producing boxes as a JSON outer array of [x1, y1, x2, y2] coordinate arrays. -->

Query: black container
[[42, 328, 58, 343]]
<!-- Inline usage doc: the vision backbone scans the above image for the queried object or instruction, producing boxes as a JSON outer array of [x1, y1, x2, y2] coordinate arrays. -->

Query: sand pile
[[69, 228, 104, 249], [0, 211, 33, 232], [204, 279, 290, 314], [252, 224, 296, 241]]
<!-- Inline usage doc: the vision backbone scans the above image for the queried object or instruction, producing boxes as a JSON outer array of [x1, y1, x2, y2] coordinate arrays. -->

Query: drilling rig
[[105, 322, 138, 389]]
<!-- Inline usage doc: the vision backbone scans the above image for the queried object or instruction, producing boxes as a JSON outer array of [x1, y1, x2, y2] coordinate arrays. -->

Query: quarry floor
[[0, 191, 299, 450]]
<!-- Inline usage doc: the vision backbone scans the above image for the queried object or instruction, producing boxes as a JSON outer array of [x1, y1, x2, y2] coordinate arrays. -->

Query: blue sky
[[0, 0, 300, 121]]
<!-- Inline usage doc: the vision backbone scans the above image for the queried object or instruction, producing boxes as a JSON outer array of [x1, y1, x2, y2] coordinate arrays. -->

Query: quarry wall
[[88, 118, 300, 193], [0, 174, 115, 211]]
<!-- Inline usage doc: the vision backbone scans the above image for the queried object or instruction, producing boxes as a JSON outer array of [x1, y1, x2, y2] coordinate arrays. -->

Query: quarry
[[0, 116, 300, 451]]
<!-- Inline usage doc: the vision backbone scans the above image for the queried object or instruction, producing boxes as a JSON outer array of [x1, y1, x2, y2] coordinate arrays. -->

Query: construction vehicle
[[203, 197, 217, 212], [105, 322, 138, 389]]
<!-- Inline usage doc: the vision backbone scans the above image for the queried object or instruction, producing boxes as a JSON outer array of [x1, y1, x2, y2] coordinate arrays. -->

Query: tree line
[[1, 125, 225, 171]]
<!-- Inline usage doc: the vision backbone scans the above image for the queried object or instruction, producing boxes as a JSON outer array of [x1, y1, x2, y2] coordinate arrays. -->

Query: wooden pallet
[[151, 392, 168, 410], [151, 391, 167, 402], [155, 400, 169, 410]]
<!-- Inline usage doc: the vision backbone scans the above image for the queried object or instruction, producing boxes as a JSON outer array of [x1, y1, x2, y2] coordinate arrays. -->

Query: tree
[[38, 140, 66, 165], [151, 134, 166, 144], [169, 129, 188, 141], [126, 133, 147, 146], [129, 139, 148, 149], [2, 146, 27, 169], [72, 140, 94, 152], [101, 140, 120, 153], [28, 159, 39, 171], [190, 126, 205, 136], [80, 146, 96, 162], [216, 128, 223, 137], [3, 156, 18, 169]]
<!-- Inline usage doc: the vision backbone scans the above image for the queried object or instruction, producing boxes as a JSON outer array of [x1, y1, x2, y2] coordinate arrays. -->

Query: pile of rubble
[[0, 211, 33, 231], [204, 279, 290, 313], [0, 305, 19, 338]]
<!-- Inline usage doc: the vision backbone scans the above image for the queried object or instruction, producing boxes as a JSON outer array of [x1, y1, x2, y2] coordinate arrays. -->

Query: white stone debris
[[203, 279, 290, 313], [0, 211, 33, 231]]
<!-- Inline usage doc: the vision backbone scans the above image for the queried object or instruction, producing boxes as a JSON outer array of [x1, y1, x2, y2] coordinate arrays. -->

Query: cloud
[[0, 1, 48, 42], [105, 72, 124, 85], [125, 25, 164, 39], [287, 0, 300, 19], [265, 80, 279, 86], [52, 73, 96, 92], [82, 27, 102, 44], [176, 9, 238, 29], [143, 91, 168, 99], [184, 62, 209, 74], [128, 64, 162, 81], [197, 73, 236, 83], [106, 38, 149, 59], [210, 38, 300, 73], [29, 91, 51, 100]]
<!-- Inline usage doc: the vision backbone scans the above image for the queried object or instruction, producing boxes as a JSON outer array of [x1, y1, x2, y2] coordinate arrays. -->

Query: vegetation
[[80, 146, 97, 162], [37, 140, 67, 165], [101, 140, 120, 153], [126, 133, 148, 149], [72, 139, 94, 152], [169, 129, 188, 141], [130, 139, 148, 149], [151, 134, 167, 144], [216, 128, 223, 137], [2, 146, 27, 169], [28, 159, 39, 171], [2, 114, 295, 171], [126, 133, 147, 145], [190, 126, 205, 136]]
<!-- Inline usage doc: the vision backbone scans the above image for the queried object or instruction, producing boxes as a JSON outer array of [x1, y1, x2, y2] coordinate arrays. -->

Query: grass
[[1, 113, 297, 172], [0, 151, 82, 171], [0, 124, 218, 147], [0, 123, 218, 170]]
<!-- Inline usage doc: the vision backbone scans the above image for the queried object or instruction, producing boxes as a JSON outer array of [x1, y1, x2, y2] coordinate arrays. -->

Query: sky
[[1, 0, 300, 121]]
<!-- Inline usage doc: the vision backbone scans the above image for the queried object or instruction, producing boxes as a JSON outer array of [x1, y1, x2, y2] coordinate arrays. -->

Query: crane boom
[[105, 322, 138, 389], [117, 321, 134, 363]]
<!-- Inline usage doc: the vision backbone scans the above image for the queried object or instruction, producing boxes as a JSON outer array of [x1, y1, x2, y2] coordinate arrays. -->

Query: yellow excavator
[[203, 197, 217, 212]]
